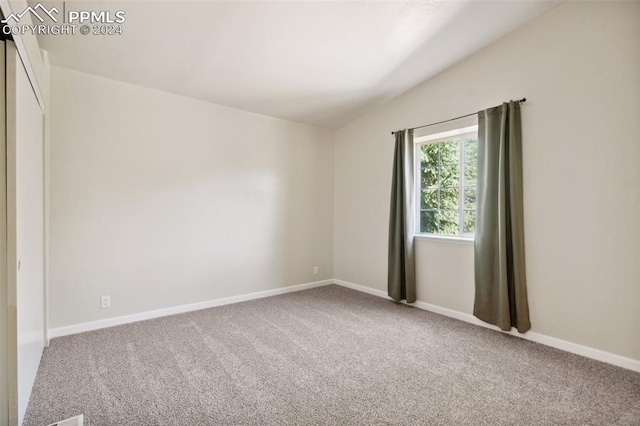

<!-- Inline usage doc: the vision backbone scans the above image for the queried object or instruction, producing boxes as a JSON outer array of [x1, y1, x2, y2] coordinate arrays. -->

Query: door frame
[[0, 38, 8, 426], [5, 39, 19, 426]]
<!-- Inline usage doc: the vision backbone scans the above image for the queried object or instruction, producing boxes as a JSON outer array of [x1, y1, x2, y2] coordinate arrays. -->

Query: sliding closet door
[[6, 41, 46, 426]]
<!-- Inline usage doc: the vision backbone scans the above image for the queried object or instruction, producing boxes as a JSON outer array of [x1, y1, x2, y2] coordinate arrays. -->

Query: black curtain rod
[[391, 98, 526, 135]]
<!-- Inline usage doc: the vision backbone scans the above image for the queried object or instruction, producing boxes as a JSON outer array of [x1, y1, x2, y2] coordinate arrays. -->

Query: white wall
[[49, 67, 334, 329], [334, 1, 640, 361]]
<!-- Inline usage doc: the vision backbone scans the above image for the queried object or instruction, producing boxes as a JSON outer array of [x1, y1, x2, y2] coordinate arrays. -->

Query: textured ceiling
[[33, 1, 562, 129]]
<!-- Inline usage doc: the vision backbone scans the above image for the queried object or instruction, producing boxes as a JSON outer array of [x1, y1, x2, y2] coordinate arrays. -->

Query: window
[[416, 125, 478, 237]]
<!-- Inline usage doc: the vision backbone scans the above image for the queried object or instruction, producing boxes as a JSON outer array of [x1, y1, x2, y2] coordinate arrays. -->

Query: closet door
[[6, 41, 46, 426]]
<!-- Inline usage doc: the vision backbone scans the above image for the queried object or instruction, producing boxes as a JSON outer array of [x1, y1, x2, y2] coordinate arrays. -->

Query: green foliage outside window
[[420, 137, 478, 235]]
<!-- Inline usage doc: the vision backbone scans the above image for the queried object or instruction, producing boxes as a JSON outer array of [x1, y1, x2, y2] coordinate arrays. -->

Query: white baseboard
[[333, 279, 640, 373], [48, 279, 333, 339], [47, 277, 640, 373]]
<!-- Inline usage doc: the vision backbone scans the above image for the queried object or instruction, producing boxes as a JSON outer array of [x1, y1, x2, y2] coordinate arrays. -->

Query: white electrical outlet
[[101, 295, 111, 309], [313, 266, 319, 275]]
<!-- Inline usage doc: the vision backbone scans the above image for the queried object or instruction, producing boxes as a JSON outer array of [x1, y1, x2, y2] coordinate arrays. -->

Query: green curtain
[[474, 102, 530, 333], [388, 129, 416, 303]]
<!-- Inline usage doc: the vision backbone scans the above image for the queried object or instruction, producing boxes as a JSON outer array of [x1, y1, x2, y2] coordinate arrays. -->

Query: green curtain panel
[[474, 101, 531, 333], [388, 129, 416, 303]]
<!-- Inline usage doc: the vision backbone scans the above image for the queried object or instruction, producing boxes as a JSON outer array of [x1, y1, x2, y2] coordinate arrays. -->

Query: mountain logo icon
[[2, 3, 59, 24]]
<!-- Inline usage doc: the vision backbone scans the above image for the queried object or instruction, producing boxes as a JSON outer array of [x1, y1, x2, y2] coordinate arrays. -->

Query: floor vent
[[46, 414, 84, 426]]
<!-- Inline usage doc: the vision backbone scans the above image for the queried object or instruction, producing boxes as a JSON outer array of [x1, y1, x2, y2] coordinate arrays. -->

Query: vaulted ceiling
[[34, 1, 562, 129]]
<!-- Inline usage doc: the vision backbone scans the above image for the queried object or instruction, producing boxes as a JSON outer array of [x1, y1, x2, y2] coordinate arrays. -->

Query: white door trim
[[0, 0, 47, 112], [5, 39, 19, 426], [0, 38, 8, 426]]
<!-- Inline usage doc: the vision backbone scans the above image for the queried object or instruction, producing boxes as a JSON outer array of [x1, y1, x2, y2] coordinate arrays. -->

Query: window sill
[[414, 234, 474, 244]]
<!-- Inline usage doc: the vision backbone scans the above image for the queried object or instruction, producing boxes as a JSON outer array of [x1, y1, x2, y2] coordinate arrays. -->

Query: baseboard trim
[[333, 279, 640, 373], [48, 277, 640, 373], [49, 279, 334, 339]]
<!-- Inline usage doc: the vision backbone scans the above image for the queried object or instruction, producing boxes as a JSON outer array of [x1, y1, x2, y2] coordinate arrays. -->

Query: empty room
[[0, 0, 639, 425]]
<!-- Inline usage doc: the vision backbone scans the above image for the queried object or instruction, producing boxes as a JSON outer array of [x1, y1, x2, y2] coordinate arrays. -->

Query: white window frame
[[414, 125, 478, 241]]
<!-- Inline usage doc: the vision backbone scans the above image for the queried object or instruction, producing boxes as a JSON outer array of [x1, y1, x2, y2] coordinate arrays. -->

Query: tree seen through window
[[419, 134, 477, 236]]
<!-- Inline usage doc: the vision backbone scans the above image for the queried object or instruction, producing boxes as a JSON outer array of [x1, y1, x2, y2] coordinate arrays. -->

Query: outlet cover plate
[[101, 296, 110, 309]]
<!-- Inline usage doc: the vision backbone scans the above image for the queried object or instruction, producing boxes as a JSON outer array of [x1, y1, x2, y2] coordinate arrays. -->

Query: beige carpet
[[24, 285, 640, 425]]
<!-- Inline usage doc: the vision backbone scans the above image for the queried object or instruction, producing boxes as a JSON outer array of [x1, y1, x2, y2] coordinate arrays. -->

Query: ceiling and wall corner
[[33, 0, 563, 129]]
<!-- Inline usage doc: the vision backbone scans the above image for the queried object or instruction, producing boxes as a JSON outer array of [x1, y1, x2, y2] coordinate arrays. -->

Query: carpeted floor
[[24, 285, 640, 425]]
